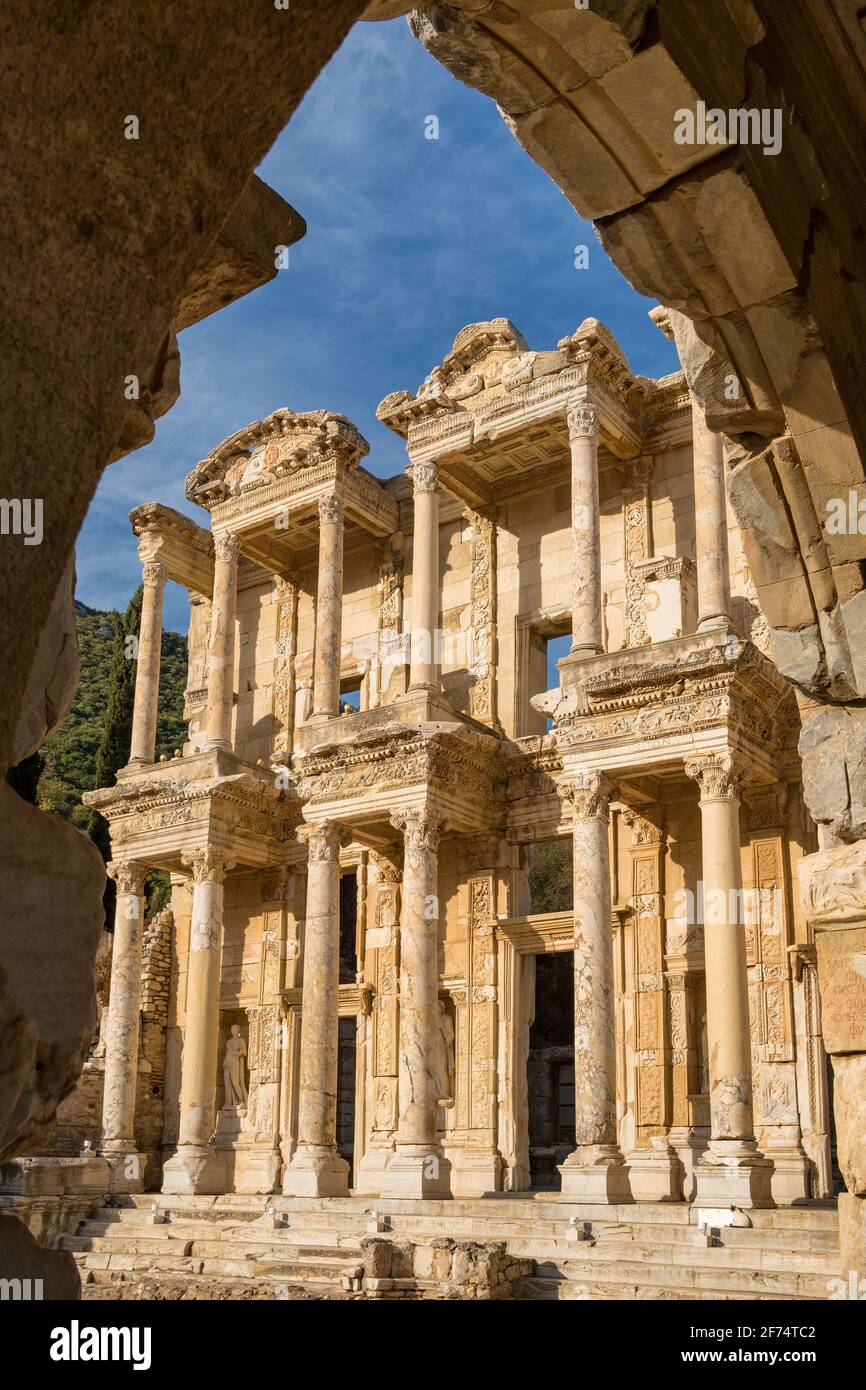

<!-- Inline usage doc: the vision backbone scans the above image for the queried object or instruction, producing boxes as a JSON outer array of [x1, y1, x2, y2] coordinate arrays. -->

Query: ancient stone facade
[[78, 316, 835, 1213]]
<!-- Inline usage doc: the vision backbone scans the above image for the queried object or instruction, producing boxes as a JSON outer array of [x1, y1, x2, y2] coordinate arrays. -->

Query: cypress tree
[[87, 586, 144, 921]]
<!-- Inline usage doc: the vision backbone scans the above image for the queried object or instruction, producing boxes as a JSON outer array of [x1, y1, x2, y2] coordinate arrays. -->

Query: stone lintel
[[130, 502, 215, 596]]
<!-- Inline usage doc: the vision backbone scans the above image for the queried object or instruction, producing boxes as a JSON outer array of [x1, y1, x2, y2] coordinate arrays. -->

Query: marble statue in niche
[[223, 1023, 248, 1112]]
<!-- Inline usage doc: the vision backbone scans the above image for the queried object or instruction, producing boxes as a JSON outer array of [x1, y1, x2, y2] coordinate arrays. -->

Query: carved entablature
[[129, 501, 215, 596], [376, 316, 675, 498], [295, 723, 505, 834], [84, 756, 300, 871], [505, 740, 563, 801], [547, 632, 789, 780]]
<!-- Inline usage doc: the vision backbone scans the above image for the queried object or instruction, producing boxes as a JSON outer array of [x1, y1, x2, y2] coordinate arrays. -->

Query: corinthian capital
[[299, 820, 347, 862], [141, 560, 167, 590], [566, 401, 599, 440], [181, 846, 236, 883], [390, 807, 445, 853], [562, 770, 615, 822], [684, 752, 745, 802], [317, 493, 344, 526], [410, 461, 439, 494], [107, 860, 148, 897], [213, 532, 240, 565]]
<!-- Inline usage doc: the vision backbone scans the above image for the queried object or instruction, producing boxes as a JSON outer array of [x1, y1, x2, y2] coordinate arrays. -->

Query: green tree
[[527, 838, 573, 913], [86, 586, 142, 860]]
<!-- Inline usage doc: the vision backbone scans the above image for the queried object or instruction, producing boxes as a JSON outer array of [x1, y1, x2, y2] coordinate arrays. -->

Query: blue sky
[[77, 16, 678, 634]]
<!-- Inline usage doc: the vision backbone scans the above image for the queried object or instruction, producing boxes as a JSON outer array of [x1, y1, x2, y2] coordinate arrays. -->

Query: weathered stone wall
[[358, 1235, 533, 1299]]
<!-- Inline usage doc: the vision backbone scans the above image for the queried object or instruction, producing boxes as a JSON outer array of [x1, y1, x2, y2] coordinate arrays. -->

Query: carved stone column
[[566, 402, 603, 656], [558, 772, 631, 1201], [128, 560, 166, 765], [355, 850, 402, 1194], [99, 860, 149, 1189], [311, 494, 345, 721], [407, 462, 441, 694], [162, 847, 235, 1195], [381, 808, 451, 1197], [283, 821, 350, 1196], [204, 532, 239, 750], [621, 805, 681, 1200], [691, 398, 732, 631], [685, 754, 772, 1205]]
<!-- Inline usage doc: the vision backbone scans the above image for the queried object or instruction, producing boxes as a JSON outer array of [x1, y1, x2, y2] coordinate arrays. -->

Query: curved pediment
[[186, 408, 370, 509]]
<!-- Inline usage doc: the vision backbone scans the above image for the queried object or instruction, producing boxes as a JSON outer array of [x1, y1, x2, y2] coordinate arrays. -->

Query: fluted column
[[311, 494, 345, 720], [204, 532, 239, 750], [691, 398, 732, 631], [381, 807, 451, 1197], [558, 772, 631, 1201], [685, 754, 771, 1205], [283, 821, 350, 1195], [567, 402, 603, 656], [162, 847, 234, 1195], [128, 561, 166, 765], [99, 860, 148, 1189], [407, 461, 441, 694]]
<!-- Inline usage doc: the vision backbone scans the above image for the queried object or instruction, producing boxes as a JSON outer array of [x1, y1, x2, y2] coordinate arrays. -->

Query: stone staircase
[[60, 1194, 839, 1301]]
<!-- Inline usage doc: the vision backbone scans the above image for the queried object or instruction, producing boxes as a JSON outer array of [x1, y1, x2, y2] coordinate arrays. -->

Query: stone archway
[[4, 0, 866, 1276]]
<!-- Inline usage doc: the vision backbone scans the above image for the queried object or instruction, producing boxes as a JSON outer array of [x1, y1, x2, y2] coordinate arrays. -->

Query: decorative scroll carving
[[141, 561, 167, 590], [272, 575, 298, 761], [180, 846, 236, 883], [684, 752, 745, 801], [466, 508, 497, 724], [561, 770, 615, 821], [106, 860, 148, 897], [622, 457, 653, 649], [318, 493, 344, 526], [621, 803, 666, 846], [411, 461, 439, 493], [300, 820, 345, 862], [213, 532, 239, 564], [565, 401, 598, 439], [390, 807, 445, 853]]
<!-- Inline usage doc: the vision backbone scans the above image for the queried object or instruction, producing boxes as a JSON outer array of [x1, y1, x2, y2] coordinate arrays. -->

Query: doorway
[[527, 951, 574, 1190]]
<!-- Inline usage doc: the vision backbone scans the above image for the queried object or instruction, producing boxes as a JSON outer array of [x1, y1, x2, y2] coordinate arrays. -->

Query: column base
[[354, 1142, 395, 1196], [669, 1125, 709, 1204], [282, 1144, 349, 1198], [558, 1145, 632, 1203], [766, 1149, 812, 1206], [626, 1139, 683, 1202], [696, 614, 731, 633], [692, 1140, 774, 1208], [161, 1145, 227, 1196], [231, 1148, 281, 1195], [449, 1146, 503, 1198], [99, 1146, 147, 1195], [380, 1144, 452, 1199]]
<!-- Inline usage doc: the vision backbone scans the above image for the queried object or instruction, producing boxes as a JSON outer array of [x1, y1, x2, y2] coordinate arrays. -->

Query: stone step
[[73, 1219, 359, 1253], [80, 1204, 839, 1259], [518, 1276, 805, 1303], [62, 1234, 195, 1256], [506, 1237, 835, 1275], [529, 1256, 831, 1300]]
